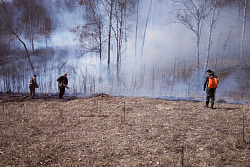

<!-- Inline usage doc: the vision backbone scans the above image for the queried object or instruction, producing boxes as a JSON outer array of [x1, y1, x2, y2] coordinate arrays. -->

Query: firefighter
[[29, 74, 38, 99], [203, 70, 219, 109], [57, 73, 68, 99]]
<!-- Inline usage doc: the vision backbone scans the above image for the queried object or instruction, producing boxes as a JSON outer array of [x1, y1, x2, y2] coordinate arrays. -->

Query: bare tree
[[113, 0, 125, 67], [173, 0, 212, 81], [106, 0, 114, 67], [140, 0, 152, 58], [112, 0, 135, 70], [203, 0, 223, 77], [12, 0, 50, 52], [73, 0, 105, 59], [240, 0, 249, 68], [87, 0, 104, 60], [135, 0, 139, 59], [0, 0, 34, 73], [73, 0, 136, 85], [100, 0, 115, 82], [28, 0, 34, 53]]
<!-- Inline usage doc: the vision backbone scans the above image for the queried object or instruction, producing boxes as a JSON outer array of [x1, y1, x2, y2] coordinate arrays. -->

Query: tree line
[[0, 0, 249, 93]]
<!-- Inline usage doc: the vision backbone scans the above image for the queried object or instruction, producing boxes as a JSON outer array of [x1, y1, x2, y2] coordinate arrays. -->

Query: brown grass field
[[0, 93, 249, 167]]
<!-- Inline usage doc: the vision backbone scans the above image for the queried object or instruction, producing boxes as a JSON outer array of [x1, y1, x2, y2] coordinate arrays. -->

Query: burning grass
[[0, 94, 249, 166]]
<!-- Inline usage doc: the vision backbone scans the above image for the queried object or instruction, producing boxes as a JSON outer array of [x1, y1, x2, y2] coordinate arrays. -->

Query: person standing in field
[[57, 73, 68, 99], [203, 70, 219, 109], [29, 74, 38, 99]]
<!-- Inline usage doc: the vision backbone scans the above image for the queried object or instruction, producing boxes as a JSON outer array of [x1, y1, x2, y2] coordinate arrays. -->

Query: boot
[[205, 101, 209, 108], [211, 103, 214, 109], [204, 104, 208, 108]]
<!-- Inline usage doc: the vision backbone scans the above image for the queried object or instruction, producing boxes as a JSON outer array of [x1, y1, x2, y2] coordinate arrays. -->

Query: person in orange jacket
[[203, 70, 219, 109]]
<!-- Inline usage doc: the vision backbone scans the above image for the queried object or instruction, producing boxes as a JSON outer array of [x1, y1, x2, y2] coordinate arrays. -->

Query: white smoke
[[3, 0, 249, 103]]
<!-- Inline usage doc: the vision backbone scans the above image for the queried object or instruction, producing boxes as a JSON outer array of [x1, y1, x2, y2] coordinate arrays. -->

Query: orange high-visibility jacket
[[208, 76, 218, 88]]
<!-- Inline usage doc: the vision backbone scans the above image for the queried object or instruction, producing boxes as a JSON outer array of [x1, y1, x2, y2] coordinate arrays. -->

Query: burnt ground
[[0, 93, 249, 167]]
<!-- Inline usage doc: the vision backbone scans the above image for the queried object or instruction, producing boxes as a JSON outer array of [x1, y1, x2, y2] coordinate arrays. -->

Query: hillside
[[0, 94, 249, 166]]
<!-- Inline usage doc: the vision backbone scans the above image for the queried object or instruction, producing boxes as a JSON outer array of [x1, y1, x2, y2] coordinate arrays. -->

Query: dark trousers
[[206, 88, 216, 105], [59, 87, 65, 99], [29, 86, 35, 98]]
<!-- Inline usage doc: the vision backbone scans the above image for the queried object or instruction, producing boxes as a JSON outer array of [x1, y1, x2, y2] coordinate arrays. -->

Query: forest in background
[[0, 0, 249, 103]]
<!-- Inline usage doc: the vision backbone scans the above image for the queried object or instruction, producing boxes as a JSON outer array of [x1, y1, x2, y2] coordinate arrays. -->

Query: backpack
[[208, 76, 218, 88]]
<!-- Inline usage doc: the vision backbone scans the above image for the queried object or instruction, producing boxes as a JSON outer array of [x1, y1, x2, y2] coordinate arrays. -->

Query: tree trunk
[[117, 4, 123, 70], [140, 0, 152, 58], [135, 0, 139, 60], [203, 0, 218, 79], [240, 0, 248, 69], [108, 0, 113, 66], [29, 0, 35, 53], [98, 18, 102, 60], [196, 32, 200, 78], [13, 31, 35, 73]]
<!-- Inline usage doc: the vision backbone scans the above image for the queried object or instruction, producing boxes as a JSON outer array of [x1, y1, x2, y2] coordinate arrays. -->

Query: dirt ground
[[0, 93, 249, 167]]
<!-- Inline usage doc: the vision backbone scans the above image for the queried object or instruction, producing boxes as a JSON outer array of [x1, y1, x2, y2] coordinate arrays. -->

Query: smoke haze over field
[[0, 0, 249, 103]]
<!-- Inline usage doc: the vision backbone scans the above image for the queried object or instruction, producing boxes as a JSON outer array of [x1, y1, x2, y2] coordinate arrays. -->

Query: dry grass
[[0, 94, 249, 167]]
